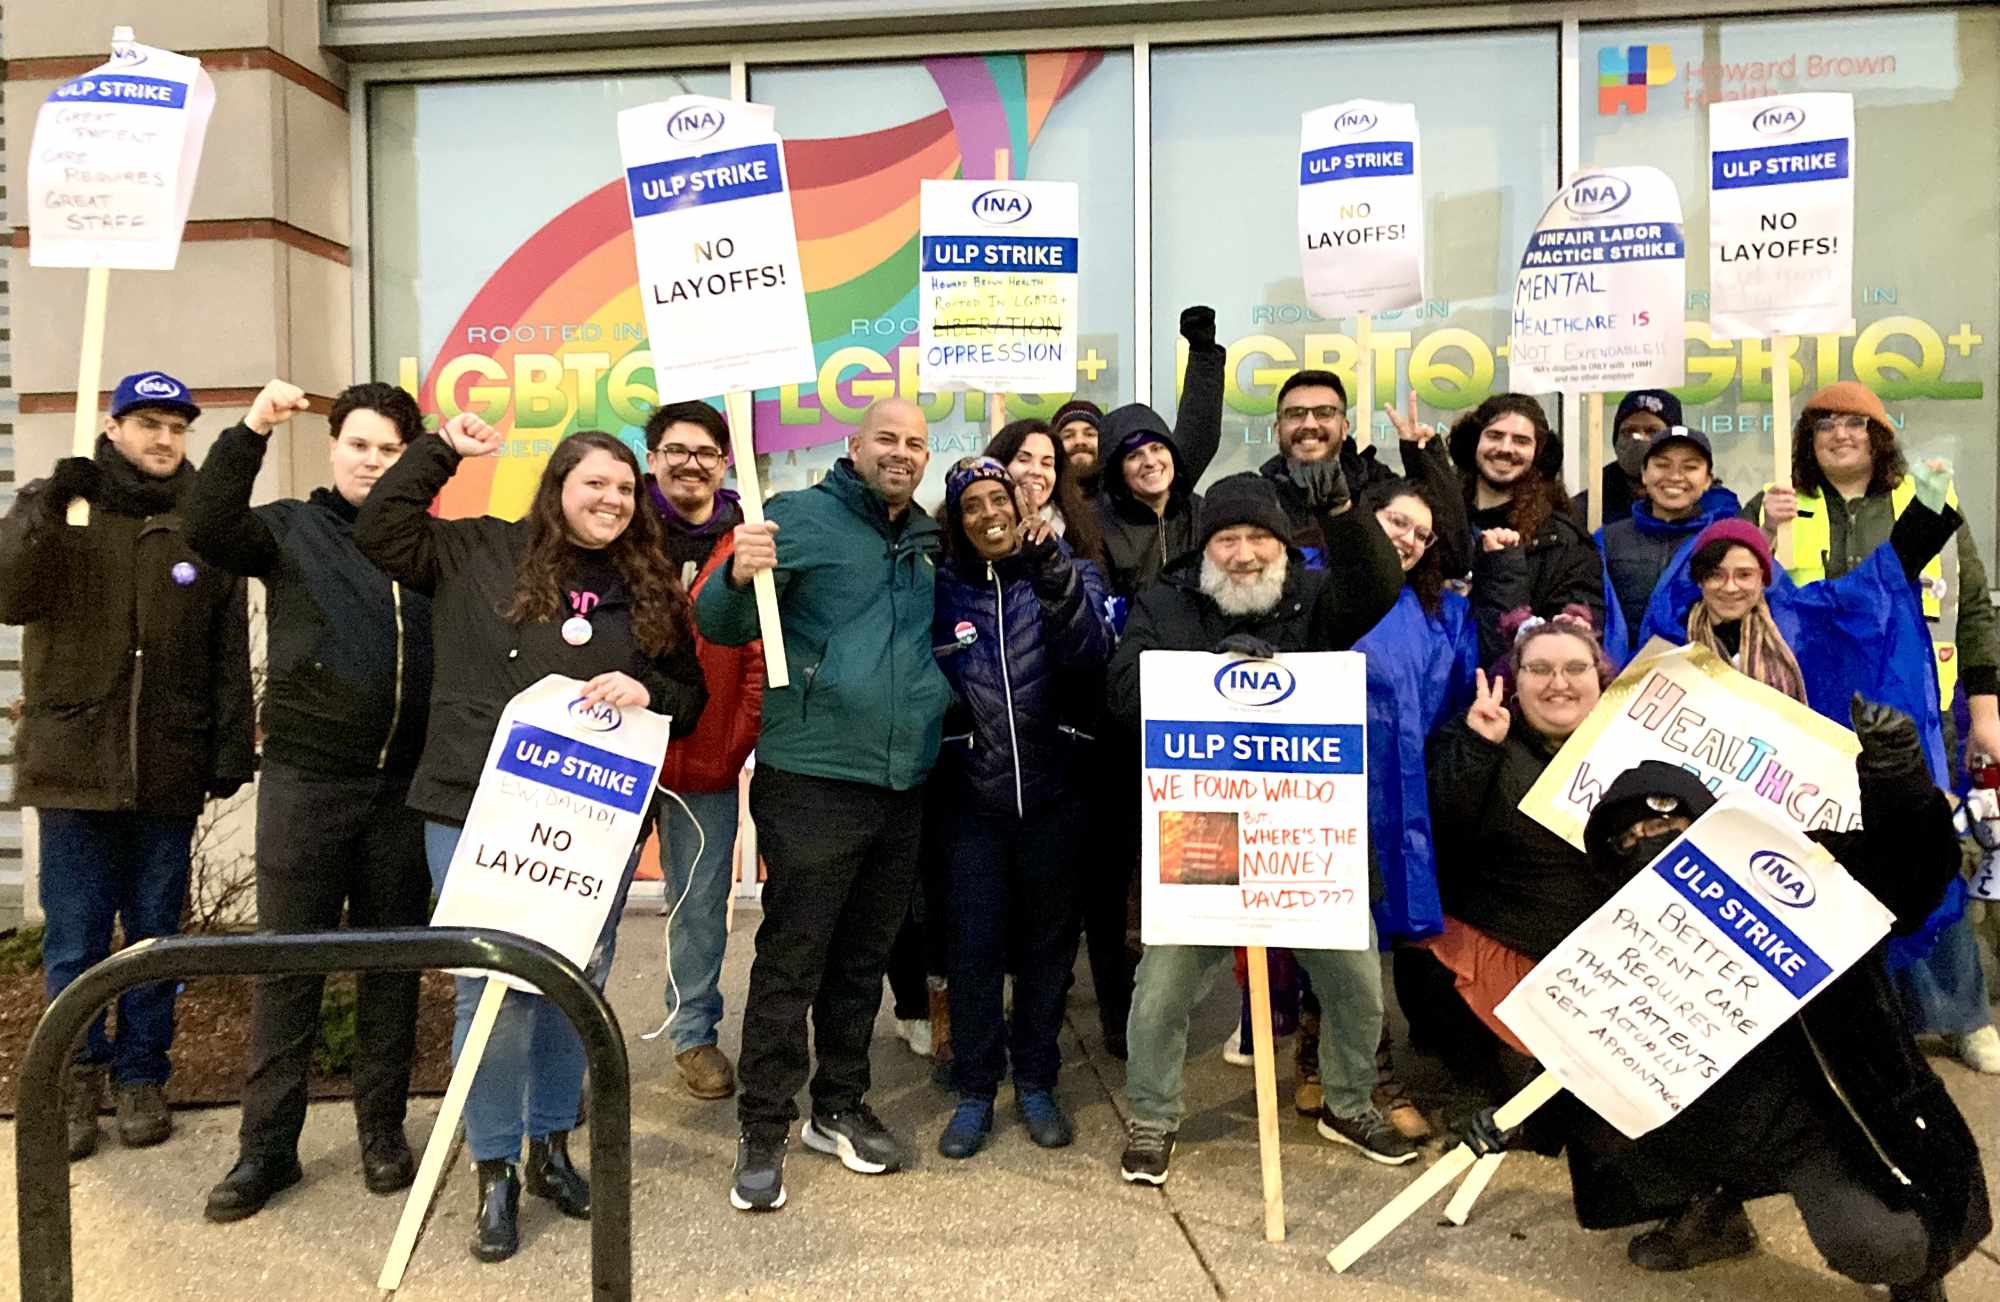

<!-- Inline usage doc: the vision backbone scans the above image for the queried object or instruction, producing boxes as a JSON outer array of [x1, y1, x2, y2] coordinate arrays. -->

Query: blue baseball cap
[[110, 371, 200, 422]]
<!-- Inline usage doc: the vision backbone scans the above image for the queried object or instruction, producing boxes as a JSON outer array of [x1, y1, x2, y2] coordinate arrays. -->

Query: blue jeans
[[425, 820, 637, 1163], [658, 787, 741, 1052], [37, 808, 197, 1085], [1893, 911, 1994, 1037]]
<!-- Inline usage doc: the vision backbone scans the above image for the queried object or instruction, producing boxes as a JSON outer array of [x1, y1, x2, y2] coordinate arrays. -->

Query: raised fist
[[246, 379, 310, 436], [439, 412, 502, 458]]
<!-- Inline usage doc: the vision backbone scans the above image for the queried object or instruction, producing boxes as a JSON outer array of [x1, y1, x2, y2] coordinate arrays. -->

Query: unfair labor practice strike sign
[[1297, 100, 1425, 316], [1708, 93, 1856, 340], [1508, 166, 1686, 394], [618, 95, 815, 401], [27, 36, 215, 269], [917, 179, 1079, 393], [1140, 651, 1370, 951], [430, 676, 670, 991], [1496, 797, 1891, 1138]]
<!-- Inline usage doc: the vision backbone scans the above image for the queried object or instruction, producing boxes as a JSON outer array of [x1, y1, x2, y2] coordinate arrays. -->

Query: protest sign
[[1508, 167, 1686, 394], [1297, 100, 1424, 317], [1708, 93, 1856, 341], [918, 178, 1079, 394], [1496, 796, 1892, 1138], [1140, 650, 1370, 951], [1521, 641, 1861, 852]]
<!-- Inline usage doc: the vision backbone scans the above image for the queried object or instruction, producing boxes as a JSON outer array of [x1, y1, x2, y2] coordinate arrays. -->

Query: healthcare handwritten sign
[[27, 36, 216, 269], [617, 95, 814, 401], [1508, 166, 1686, 393], [1297, 99, 1425, 316], [1140, 651, 1370, 950], [1708, 93, 1855, 340], [917, 179, 1079, 393], [1521, 641, 1862, 852], [431, 675, 670, 992], [1497, 796, 1891, 1138]]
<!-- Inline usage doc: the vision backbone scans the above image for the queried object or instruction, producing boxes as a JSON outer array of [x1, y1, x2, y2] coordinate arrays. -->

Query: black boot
[[472, 1160, 520, 1263], [1627, 1189, 1757, 1271], [525, 1131, 590, 1219]]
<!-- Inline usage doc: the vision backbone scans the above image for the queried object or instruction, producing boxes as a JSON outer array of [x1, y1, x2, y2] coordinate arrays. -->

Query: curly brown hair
[[1791, 410, 1906, 498], [1448, 394, 1569, 542], [503, 431, 691, 657]]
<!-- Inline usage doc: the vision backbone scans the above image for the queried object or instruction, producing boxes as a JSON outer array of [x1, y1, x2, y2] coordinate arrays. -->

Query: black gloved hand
[[1180, 305, 1218, 352], [1020, 529, 1074, 600], [1286, 457, 1351, 513], [45, 457, 102, 515], [1215, 632, 1279, 660], [1851, 693, 1923, 779], [1453, 1106, 1516, 1158]]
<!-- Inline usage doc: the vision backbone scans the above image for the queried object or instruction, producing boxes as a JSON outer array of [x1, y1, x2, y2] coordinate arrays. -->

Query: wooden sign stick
[[723, 388, 790, 689], [1442, 1150, 1506, 1226], [988, 147, 1011, 434], [1584, 392, 1606, 534], [1352, 314, 1373, 452], [66, 266, 111, 526], [1771, 333, 1795, 570], [1246, 945, 1286, 1243]]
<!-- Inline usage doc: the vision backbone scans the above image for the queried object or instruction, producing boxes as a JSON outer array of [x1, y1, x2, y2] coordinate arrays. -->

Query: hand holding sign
[[1761, 484, 1799, 530], [579, 671, 650, 711], [729, 520, 779, 586], [244, 378, 310, 436], [439, 412, 502, 458], [1467, 669, 1511, 744]]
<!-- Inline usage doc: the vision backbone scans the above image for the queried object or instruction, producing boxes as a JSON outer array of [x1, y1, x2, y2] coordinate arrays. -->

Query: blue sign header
[[1652, 840, 1832, 999], [1712, 138, 1851, 190], [53, 74, 188, 109], [626, 142, 783, 217], [920, 235, 1079, 274], [1300, 141, 1416, 183], [1143, 721, 1363, 775], [494, 722, 653, 815]]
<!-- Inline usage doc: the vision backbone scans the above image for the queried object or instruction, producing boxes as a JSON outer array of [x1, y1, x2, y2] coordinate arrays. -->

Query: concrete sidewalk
[[3, 906, 1996, 1301]]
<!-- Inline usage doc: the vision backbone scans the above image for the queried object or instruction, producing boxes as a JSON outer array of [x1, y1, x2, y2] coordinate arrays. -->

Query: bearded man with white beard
[[1102, 473, 1409, 1183]]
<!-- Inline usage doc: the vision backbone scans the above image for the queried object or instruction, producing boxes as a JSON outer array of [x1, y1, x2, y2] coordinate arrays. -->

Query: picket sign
[[27, 27, 215, 524], [380, 677, 670, 1290]]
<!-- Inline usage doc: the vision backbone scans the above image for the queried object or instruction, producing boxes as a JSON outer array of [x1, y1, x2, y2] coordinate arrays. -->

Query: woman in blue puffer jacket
[[929, 456, 1113, 1160]]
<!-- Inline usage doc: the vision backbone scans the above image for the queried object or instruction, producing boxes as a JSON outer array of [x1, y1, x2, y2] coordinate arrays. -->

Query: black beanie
[[1583, 761, 1719, 861], [1199, 473, 1293, 549]]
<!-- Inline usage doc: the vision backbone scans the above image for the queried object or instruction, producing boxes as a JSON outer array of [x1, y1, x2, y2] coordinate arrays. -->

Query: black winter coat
[[185, 424, 435, 778], [1091, 343, 1225, 600], [1257, 436, 1471, 580], [1469, 504, 1604, 664], [355, 436, 707, 824], [0, 438, 254, 816]]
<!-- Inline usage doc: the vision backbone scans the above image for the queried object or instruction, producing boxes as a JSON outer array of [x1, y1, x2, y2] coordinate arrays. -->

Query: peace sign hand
[[1467, 668, 1511, 744], [1383, 392, 1438, 449]]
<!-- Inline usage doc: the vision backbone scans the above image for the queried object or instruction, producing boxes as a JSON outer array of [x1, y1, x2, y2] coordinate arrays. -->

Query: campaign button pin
[[170, 561, 197, 587], [561, 616, 594, 646], [954, 620, 977, 646]]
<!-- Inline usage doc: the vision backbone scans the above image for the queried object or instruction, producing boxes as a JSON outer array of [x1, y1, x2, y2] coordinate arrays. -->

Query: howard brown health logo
[[1599, 41, 1903, 115]]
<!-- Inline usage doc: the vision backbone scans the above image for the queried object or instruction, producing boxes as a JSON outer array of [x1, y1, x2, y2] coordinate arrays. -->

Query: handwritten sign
[[27, 36, 215, 269], [1521, 641, 1861, 851], [1297, 99, 1425, 316], [917, 179, 1079, 393], [1497, 796, 1890, 1138], [431, 675, 669, 991], [1708, 93, 1855, 340], [1140, 650, 1370, 950]]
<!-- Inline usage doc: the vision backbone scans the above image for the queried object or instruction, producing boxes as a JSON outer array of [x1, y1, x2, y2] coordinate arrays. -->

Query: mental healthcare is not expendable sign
[[918, 179, 1080, 394]]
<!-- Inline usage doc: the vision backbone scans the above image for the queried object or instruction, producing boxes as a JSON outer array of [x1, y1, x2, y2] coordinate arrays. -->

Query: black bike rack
[[14, 928, 632, 1302]]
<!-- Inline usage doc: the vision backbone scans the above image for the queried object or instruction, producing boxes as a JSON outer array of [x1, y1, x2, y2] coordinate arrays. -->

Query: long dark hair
[[984, 418, 1107, 569], [1359, 477, 1447, 616], [1449, 394, 1569, 543], [504, 431, 691, 657], [1792, 410, 1905, 498]]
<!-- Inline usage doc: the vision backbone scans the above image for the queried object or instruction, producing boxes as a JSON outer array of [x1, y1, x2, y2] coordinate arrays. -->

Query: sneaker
[[1627, 1190, 1757, 1271], [1016, 1088, 1073, 1149], [65, 1063, 107, 1161], [895, 1018, 934, 1059], [1220, 1024, 1253, 1067], [1316, 1106, 1421, 1166], [1119, 1119, 1175, 1185], [801, 1105, 908, 1174], [115, 1082, 172, 1148], [1948, 1024, 2000, 1074], [730, 1129, 788, 1212], [936, 1097, 993, 1160]]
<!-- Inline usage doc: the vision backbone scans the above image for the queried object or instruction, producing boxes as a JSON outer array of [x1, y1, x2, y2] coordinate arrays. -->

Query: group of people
[[5, 297, 1990, 1297]]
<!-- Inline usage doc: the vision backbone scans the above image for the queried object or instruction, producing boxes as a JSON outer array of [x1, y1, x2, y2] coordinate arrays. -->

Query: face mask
[[1599, 828, 1682, 884]]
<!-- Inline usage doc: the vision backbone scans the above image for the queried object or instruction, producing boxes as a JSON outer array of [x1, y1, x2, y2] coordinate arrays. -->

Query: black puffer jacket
[[0, 438, 254, 816], [1258, 435, 1471, 580], [355, 436, 707, 824], [185, 424, 434, 778], [1090, 342, 1225, 600], [1468, 504, 1605, 664]]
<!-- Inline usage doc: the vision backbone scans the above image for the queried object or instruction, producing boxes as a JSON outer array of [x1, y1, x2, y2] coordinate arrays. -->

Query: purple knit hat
[[1690, 518, 1774, 584]]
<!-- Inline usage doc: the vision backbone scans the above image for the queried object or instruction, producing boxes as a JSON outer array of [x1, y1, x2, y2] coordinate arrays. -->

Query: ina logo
[[1212, 659, 1297, 708], [1751, 104, 1806, 135], [665, 106, 724, 142], [1563, 174, 1632, 216], [133, 374, 182, 398], [1747, 849, 1816, 908], [970, 187, 1032, 225], [1598, 44, 1675, 115], [1331, 108, 1378, 135], [567, 696, 623, 733]]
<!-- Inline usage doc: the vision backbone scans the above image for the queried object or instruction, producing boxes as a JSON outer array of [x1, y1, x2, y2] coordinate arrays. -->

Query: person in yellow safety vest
[[1744, 378, 2000, 1078]]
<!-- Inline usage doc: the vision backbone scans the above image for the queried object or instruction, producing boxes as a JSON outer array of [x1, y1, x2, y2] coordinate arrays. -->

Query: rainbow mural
[[416, 51, 1106, 518]]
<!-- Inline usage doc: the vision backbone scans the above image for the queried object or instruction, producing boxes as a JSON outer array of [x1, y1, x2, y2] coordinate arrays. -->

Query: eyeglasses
[[1278, 404, 1346, 424], [1378, 509, 1435, 548], [1811, 415, 1870, 436], [1518, 660, 1596, 683], [656, 443, 725, 469]]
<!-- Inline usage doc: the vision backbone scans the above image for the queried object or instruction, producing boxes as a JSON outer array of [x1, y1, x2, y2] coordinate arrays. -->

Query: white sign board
[[1708, 93, 1856, 341], [917, 179, 1079, 393], [618, 95, 815, 402], [1508, 166, 1686, 394], [431, 675, 670, 991], [1297, 100, 1425, 316], [1140, 651, 1370, 950], [27, 37, 215, 270], [1497, 797, 1891, 1138]]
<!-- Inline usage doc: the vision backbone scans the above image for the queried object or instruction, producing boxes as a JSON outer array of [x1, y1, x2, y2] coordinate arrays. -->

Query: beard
[[1200, 551, 1288, 617]]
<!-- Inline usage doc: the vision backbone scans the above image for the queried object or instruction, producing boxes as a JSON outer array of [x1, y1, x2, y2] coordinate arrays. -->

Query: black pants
[[1783, 1145, 1931, 1286], [737, 766, 924, 1133], [1073, 737, 1139, 1038], [947, 800, 1083, 1099], [239, 763, 429, 1159], [885, 780, 955, 1020]]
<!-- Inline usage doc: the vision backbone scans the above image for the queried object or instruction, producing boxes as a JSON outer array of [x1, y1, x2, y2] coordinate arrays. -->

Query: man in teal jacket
[[699, 397, 951, 1213]]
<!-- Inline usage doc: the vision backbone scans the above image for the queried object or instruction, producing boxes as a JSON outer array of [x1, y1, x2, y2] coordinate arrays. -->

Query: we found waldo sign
[[1139, 651, 1369, 951]]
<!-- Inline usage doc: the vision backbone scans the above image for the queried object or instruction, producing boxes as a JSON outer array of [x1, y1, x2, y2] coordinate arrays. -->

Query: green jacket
[[696, 458, 950, 791]]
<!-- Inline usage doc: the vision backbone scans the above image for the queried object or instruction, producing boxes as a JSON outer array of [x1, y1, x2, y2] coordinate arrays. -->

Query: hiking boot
[[65, 1063, 107, 1161], [1119, 1119, 1175, 1185], [472, 1160, 520, 1263], [730, 1129, 787, 1212], [1016, 1088, 1073, 1149], [525, 1130, 590, 1219], [1374, 1029, 1432, 1139], [204, 1154, 304, 1222], [360, 1128, 416, 1194], [936, 1097, 993, 1160], [1316, 1106, 1421, 1166], [802, 1105, 908, 1174], [1627, 1190, 1758, 1271], [115, 1082, 172, 1148], [675, 1043, 737, 1099]]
